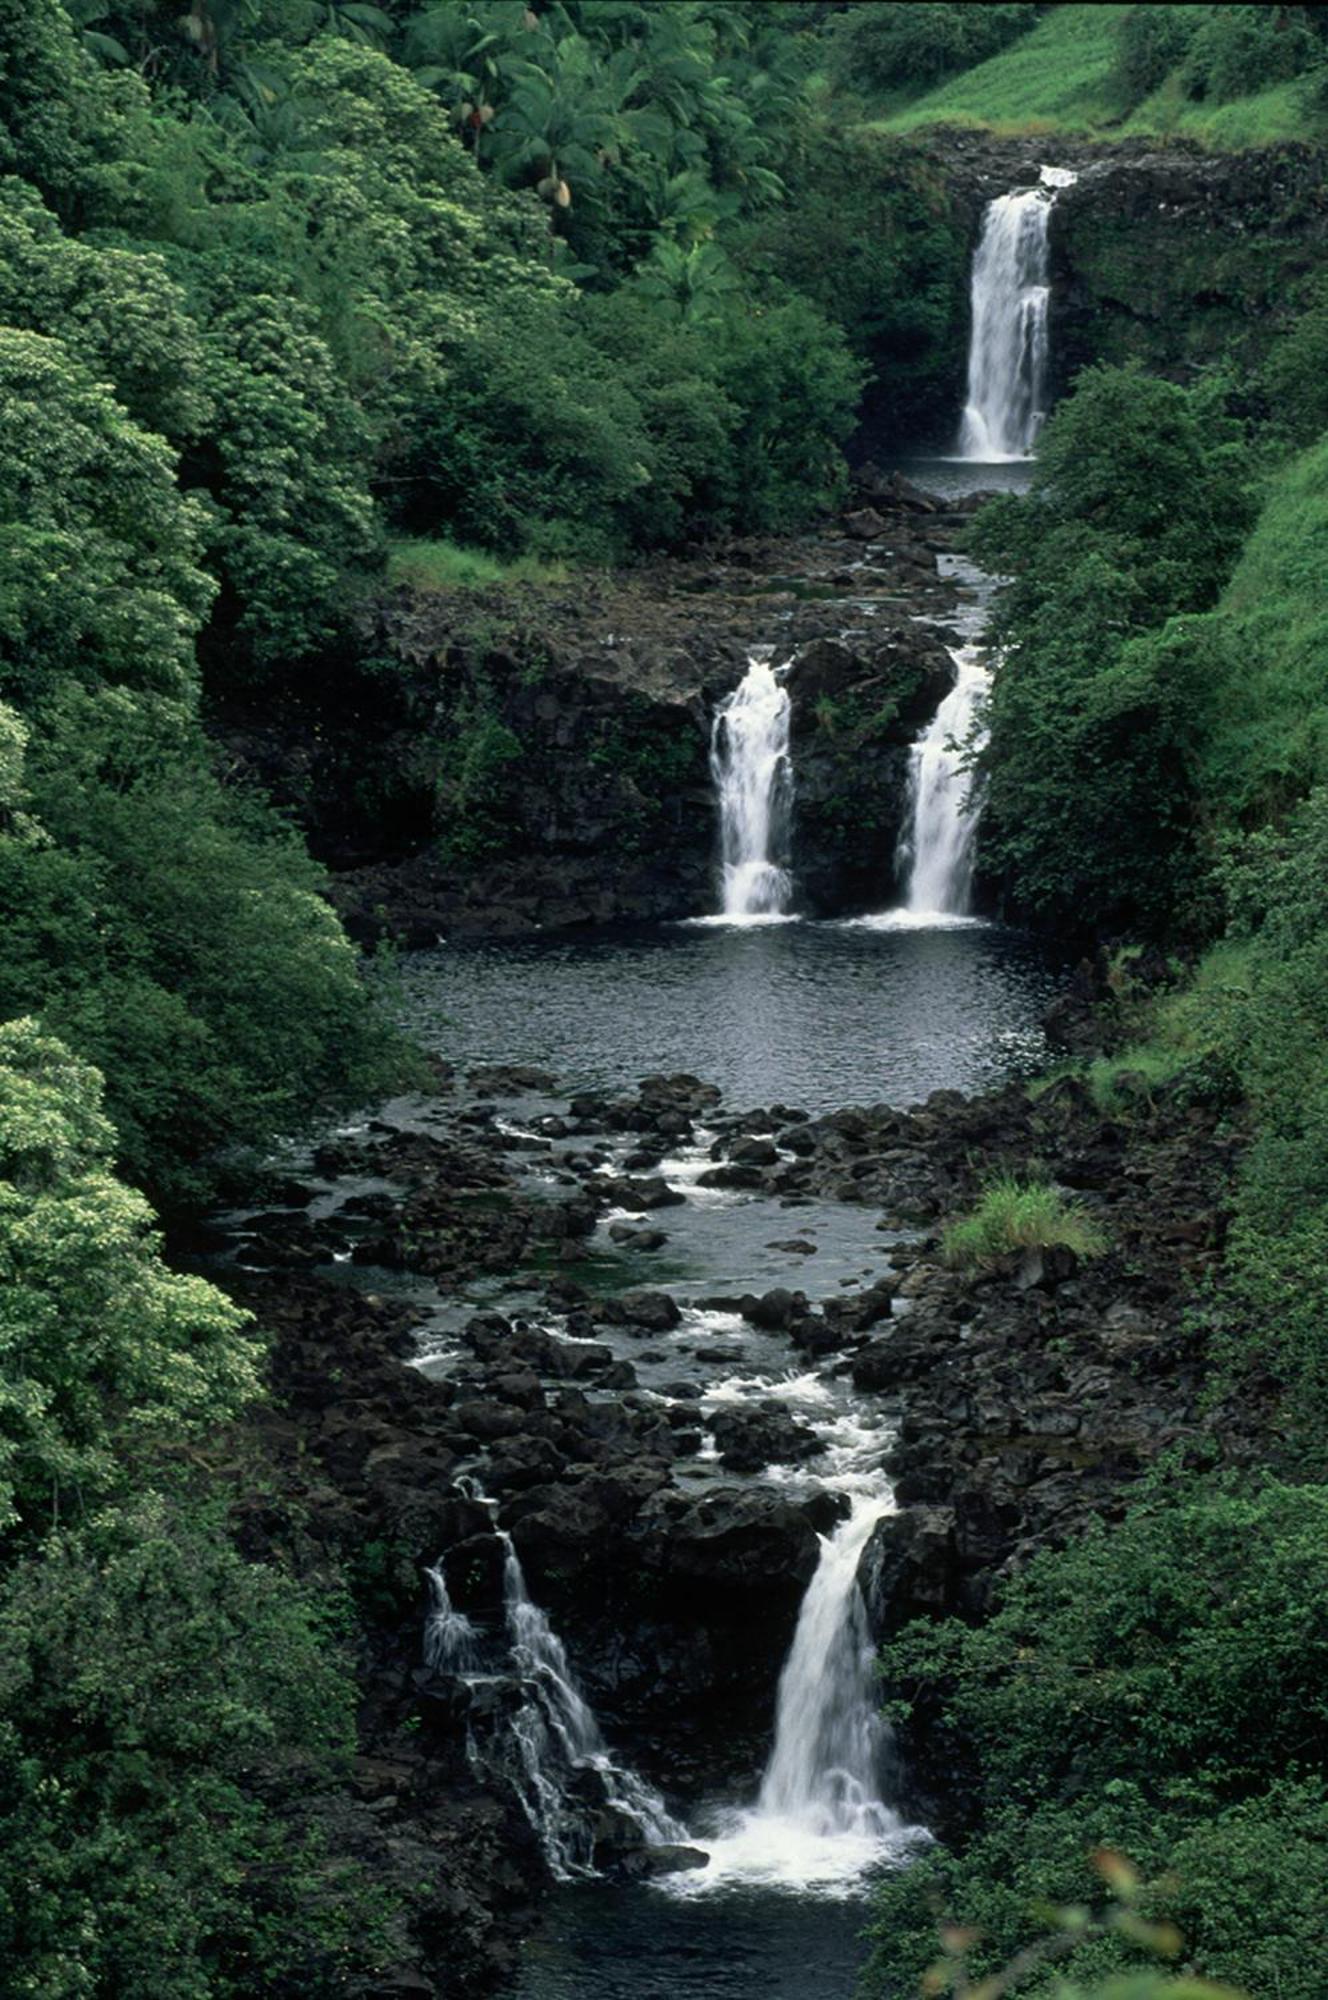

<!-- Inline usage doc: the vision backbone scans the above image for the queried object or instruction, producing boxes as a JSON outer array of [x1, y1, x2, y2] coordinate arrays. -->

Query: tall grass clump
[[943, 1175, 1107, 1270]]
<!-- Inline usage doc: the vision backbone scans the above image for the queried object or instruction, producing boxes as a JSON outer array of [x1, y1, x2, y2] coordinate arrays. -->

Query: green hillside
[[867, 3, 1323, 148]]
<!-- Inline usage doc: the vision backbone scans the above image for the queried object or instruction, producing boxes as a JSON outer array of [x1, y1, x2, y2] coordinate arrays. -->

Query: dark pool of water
[[510, 1883, 875, 2000], [396, 918, 1057, 1119], [892, 453, 1037, 502]]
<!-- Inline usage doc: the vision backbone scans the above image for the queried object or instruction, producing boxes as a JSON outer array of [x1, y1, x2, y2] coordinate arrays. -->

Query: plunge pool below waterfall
[[395, 918, 1056, 1117], [511, 1883, 873, 1999]]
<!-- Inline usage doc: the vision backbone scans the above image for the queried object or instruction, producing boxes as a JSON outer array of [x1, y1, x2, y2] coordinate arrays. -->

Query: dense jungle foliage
[[5, 2, 1328, 1994]]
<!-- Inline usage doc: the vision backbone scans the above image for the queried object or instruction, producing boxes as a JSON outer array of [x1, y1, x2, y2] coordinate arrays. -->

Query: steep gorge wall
[[1049, 140, 1328, 392]]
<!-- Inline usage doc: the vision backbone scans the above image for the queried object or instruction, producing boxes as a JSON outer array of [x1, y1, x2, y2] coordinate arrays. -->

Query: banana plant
[[636, 237, 739, 324], [309, 1, 393, 45], [401, 1, 536, 164]]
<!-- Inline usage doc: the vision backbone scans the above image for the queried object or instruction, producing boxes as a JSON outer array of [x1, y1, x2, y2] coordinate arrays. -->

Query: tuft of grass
[[942, 1175, 1107, 1271], [386, 537, 569, 592], [863, 3, 1320, 149]]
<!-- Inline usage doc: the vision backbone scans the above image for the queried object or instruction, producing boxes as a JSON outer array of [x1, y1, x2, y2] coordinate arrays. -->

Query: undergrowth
[[386, 538, 571, 593]]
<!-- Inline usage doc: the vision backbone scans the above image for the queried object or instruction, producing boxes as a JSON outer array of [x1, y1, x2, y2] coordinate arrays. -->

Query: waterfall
[[959, 165, 1077, 461], [497, 1533, 688, 1878], [424, 1562, 479, 1673], [671, 1488, 919, 1895], [755, 1494, 898, 1841], [895, 643, 990, 919], [424, 1523, 688, 1881], [710, 648, 794, 919]]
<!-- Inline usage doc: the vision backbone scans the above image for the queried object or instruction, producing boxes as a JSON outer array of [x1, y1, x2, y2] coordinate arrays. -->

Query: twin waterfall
[[708, 641, 983, 925], [959, 164, 1077, 462], [710, 647, 794, 920]]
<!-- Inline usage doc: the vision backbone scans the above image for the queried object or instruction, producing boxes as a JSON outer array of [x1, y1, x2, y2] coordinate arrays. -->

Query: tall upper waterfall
[[710, 648, 794, 919], [959, 165, 1077, 461], [896, 642, 990, 919]]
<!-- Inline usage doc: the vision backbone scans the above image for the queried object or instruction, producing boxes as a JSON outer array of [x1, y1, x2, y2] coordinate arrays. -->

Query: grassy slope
[[866, 3, 1318, 148], [1200, 436, 1328, 816]]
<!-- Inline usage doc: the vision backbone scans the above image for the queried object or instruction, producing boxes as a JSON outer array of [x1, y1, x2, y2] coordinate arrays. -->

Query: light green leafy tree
[[0, 1019, 262, 1538]]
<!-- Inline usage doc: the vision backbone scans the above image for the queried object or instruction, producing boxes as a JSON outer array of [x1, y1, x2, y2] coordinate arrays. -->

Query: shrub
[[865, 1481, 1328, 1996], [828, 3, 1039, 96], [1112, 5, 1201, 107], [1181, 5, 1322, 103], [973, 367, 1253, 933], [0, 1493, 392, 1995], [0, 1019, 261, 1539]]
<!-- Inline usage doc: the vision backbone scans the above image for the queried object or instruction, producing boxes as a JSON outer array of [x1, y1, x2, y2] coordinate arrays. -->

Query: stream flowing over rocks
[[211, 1022, 1246, 1994], [205, 455, 1267, 1991]]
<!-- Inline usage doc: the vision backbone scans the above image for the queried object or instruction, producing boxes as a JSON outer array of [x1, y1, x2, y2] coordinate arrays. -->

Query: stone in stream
[[710, 1402, 827, 1474], [608, 1222, 669, 1250], [613, 1290, 683, 1332], [599, 1175, 687, 1210]]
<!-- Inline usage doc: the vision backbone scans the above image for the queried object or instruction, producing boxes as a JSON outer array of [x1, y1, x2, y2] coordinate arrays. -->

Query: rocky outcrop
[[1049, 140, 1328, 392], [787, 628, 953, 913], [213, 496, 981, 941]]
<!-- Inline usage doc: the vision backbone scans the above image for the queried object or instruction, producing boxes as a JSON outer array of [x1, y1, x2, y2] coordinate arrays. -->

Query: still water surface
[[397, 918, 1056, 1117]]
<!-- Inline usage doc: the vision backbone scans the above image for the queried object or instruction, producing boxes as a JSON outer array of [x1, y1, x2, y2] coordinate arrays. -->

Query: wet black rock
[[709, 1402, 827, 1474]]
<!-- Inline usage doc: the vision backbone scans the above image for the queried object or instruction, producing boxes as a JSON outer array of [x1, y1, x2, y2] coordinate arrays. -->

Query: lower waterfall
[[709, 648, 794, 920], [497, 1532, 688, 1878], [673, 1468, 919, 1897], [756, 1494, 898, 1844], [425, 1527, 686, 1881]]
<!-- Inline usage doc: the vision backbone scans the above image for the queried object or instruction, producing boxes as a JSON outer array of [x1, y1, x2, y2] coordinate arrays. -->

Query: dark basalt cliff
[[216, 484, 972, 943], [1050, 140, 1328, 392]]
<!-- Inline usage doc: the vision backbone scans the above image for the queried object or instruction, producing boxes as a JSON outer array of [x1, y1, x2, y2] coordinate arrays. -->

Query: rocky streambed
[[206, 1014, 1248, 1995]]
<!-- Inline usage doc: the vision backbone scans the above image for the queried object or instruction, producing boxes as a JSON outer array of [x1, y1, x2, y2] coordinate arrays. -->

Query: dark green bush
[[828, 2, 1039, 95], [865, 1481, 1328, 1996], [973, 365, 1252, 932], [1181, 5, 1322, 103], [1112, 5, 1200, 107], [0, 1494, 391, 1996]]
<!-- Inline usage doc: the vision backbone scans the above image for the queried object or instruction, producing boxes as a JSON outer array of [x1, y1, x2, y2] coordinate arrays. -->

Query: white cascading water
[[497, 1532, 688, 1878], [710, 648, 794, 919], [959, 165, 1077, 461], [754, 1493, 899, 1846], [424, 1563, 479, 1673], [671, 1381, 921, 1897], [895, 643, 991, 920], [426, 1517, 687, 1881]]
